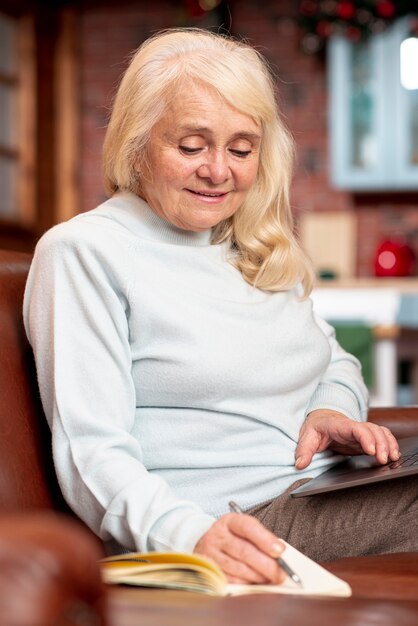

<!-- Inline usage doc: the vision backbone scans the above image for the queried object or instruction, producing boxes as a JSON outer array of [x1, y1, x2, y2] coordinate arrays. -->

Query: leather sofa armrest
[[368, 406, 418, 439], [0, 512, 107, 626]]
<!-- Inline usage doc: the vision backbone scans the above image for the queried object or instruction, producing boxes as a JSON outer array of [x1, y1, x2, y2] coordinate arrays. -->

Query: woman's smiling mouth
[[187, 189, 229, 199]]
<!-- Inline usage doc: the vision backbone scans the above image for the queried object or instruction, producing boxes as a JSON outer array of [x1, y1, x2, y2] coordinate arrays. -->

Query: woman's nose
[[197, 152, 230, 184]]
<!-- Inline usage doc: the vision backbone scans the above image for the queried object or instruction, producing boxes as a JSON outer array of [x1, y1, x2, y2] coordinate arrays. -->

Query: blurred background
[[1, 0, 418, 405]]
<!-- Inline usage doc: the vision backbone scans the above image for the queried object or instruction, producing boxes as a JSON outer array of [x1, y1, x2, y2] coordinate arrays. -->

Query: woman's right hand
[[193, 513, 287, 584]]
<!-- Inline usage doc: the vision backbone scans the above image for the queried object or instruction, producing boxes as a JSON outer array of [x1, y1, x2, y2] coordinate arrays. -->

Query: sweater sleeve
[[22, 225, 215, 554], [305, 314, 369, 422]]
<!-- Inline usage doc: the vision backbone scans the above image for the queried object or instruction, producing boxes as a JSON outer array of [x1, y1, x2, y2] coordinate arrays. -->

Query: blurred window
[[329, 17, 418, 191], [400, 37, 418, 168], [0, 14, 18, 219], [0, 13, 35, 224], [350, 43, 375, 170]]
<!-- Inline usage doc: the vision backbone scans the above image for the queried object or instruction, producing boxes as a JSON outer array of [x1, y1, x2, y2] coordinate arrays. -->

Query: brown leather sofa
[[0, 248, 418, 624], [0, 249, 107, 626]]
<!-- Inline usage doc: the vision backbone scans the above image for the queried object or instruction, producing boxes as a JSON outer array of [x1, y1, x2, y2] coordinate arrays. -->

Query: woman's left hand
[[295, 409, 401, 470]]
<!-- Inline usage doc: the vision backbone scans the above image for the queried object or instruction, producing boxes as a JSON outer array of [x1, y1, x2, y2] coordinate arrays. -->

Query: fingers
[[295, 410, 401, 468], [295, 421, 328, 470], [382, 426, 401, 462], [295, 450, 314, 470], [215, 546, 275, 584], [354, 423, 400, 464], [218, 514, 286, 584], [295, 433, 318, 469], [229, 512, 284, 561], [194, 514, 287, 585]]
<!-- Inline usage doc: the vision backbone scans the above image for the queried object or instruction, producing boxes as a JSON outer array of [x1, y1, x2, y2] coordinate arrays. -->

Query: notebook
[[100, 542, 351, 597], [290, 435, 418, 498]]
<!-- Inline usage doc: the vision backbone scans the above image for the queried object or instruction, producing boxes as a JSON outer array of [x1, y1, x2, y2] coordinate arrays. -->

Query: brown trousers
[[246, 476, 418, 562]]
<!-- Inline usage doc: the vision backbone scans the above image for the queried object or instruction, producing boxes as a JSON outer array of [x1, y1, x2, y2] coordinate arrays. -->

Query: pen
[[228, 500, 303, 588]]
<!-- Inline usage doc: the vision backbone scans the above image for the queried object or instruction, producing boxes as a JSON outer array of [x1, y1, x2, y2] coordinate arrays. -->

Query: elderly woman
[[23, 28, 416, 586]]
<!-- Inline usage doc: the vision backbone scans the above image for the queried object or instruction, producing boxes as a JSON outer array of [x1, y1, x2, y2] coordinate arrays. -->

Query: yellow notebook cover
[[100, 541, 352, 597]]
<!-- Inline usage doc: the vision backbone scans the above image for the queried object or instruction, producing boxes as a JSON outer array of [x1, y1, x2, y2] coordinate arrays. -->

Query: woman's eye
[[179, 146, 201, 154], [230, 149, 251, 158]]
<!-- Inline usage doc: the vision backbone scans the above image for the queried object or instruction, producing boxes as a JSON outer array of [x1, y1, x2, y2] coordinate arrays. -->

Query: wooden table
[[106, 553, 418, 626], [107, 589, 418, 626]]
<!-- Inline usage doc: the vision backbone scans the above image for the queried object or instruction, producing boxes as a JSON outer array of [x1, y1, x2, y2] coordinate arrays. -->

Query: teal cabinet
[[328, 17, 418, 190]]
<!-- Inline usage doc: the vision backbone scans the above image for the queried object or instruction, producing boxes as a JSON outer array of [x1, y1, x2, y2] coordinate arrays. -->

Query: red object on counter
[[374, 238, 415, 277]]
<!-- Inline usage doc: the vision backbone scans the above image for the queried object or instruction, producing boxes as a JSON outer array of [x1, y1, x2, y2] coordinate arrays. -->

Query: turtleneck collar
[[110, 191, 214, 247]]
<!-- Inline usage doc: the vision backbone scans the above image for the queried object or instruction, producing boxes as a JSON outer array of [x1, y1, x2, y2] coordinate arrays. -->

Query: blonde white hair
[[102, 28, 314, 295]]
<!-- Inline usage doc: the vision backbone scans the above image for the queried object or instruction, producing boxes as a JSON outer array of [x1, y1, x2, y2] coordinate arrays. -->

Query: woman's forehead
[[157, 82, 262, 135]]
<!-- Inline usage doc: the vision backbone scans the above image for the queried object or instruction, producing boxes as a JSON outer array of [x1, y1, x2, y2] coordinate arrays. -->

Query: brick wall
[[79, 2, 177, 213], [78, 0, 418, 277]]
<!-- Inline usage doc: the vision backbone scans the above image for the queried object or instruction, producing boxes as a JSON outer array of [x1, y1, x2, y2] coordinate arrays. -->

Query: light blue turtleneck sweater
[[23, 192, 368, 554]]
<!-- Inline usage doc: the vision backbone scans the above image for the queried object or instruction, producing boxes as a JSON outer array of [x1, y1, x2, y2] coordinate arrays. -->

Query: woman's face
[[139, 82, 262, 232]]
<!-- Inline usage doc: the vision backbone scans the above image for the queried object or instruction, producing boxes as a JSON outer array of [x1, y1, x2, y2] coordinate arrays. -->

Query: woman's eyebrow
[[177, 126, 262, 141], [178, 125, 209, 133]]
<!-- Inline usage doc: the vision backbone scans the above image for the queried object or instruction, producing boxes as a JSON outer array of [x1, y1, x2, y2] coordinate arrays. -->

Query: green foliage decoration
[[297, 0, 418, 53]]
